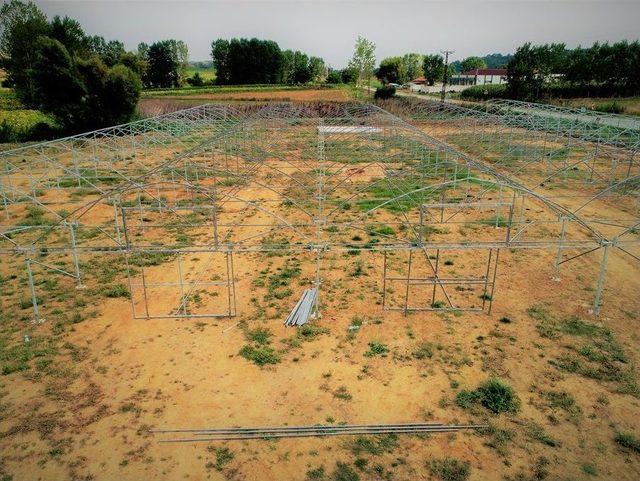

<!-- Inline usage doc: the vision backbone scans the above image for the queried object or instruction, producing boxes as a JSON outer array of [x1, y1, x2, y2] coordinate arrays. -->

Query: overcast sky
[[33, 0, 640, 68]]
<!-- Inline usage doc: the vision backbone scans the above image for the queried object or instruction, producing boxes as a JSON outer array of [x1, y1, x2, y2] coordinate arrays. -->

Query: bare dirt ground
[[1, 118, 639, 481]]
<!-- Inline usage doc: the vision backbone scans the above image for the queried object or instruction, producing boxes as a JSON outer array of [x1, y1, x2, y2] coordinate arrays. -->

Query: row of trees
[[375, 53, 507, 86], [211, 38, 326, 85], [0, 0, 142, 132], [507, 41, 640, 99], [0, 0, 194, 132]]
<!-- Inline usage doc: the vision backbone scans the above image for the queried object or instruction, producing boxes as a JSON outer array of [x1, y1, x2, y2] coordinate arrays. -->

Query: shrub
[[100, 283, 130, 298], [332, 462, 359, 481], [456, 378, 520, 414], [615, 431, 640, 453], [245, 327, 272, 345], [364, 341, 389, 357], [374, 85, 396, 99], [595, 101, 625, 114], [412, 342, 434, 360], [238, 345, 280, 366], [459, 84, 508, 101], [427, 457, 471, 481]]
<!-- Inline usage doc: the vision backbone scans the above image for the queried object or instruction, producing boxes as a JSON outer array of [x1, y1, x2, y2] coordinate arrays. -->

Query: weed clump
[[238, 345, 280, 367], [364, 341, 389, 357], [615, 431, 640, 453], [427, 457, 471, 481], [455, 378, 520, 414]]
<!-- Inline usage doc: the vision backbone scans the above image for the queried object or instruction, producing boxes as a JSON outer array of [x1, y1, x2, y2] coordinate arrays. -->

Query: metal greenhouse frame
[[1, 100, 638, 322]]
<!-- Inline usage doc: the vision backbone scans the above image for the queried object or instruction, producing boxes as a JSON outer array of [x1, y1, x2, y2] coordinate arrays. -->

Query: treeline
[[0, 0, 195, 134], [376, 53, 511, 86], [211, 38, 328, 85], [507, 41, 640, 100]]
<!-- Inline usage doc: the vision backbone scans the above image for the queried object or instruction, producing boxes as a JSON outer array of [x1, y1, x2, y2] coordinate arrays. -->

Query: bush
[[595, 101, 625, 114], [615, 431, 640, 453], [374, 85, 396, 99], [459, 84, 508, 101], [332, 462, 359, 481], [238, 345, 280, 366], [427, 457, 470, 481], [186, 72, 204, 87], [456, 378, 520, 414]]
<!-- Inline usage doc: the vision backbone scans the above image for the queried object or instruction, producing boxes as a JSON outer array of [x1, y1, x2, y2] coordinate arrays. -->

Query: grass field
[[185, 65, 216, 82], [546, 97, 640, 116], [0, 88, 58, 146]]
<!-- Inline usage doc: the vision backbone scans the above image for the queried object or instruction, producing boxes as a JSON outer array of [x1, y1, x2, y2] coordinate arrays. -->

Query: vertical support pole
[[487, 248, 500, 315], [26, 259, 42, 323], [226, 251, 233, 317], [553, 216, 568, 281], [67, 221, 84, 288], [176, 254, 187, 316], [113, 198, 122, 245], [431, 249, 440, 306], [0, 176, 10, 221], [124, 252, 136, 319], [481, 249, 493, 311], [418, 204, 424, 245], [592, 243, 611, 316], [140, 262, 150, 319], [230, 251, 237, 316], [382, 250, 388, 309], [403, 250, 413, 316]]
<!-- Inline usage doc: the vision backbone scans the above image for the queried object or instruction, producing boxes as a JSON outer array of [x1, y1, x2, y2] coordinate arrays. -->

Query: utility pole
[[440, 50, 454, 103]]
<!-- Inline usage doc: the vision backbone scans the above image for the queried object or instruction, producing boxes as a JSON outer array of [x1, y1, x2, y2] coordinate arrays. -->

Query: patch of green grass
[[615, 431, 640, 453], [412, 342, 435, 360], [427, 457, 471, 481], [349, 434, 398, 456], [525, 422, 560, 447], [333, 385, 352, 401], [581, 463, 598, 476], [306, 466, 326, 480], [456, 378, 520, 414], [364, 341, 389, 357], [245, 327, 272, 345], [238, 345, 280, 367], [98, 283, 130, 299], [332, 462, 359, 481]]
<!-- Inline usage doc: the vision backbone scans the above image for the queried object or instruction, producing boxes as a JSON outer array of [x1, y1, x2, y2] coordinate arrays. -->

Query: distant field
[[546, 97, 640, 116], [0, 88, 58, 145], [185, 65, 216, 81], [142, 83, 346, 98]]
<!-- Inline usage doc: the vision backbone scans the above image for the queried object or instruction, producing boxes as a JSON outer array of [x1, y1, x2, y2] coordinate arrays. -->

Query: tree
[[29, 36, 140, 131], [187, 72, 204, 87], [422, 54, 445, 86], [87, 35, 126, 66], [376, 56, 407, 84], [309, 56, 326, 82], [327, 69, 343, 84], [0, 0, 50, 102], [144, 40, 181, 88], [402, 53, 423, 81], [506, 42, 565, 99], [49, 15, 89, 56], [292, 51, 311, 83], [211, 39, 230, 84], [348, 36, 376, 95], [460, 56, 487, 73]]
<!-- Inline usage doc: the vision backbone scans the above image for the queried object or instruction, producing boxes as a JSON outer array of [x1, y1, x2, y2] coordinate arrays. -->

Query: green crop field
[[185, 65, 216, 82]]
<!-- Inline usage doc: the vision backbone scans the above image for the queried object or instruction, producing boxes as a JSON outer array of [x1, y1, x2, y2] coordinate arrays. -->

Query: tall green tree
[[0, 0, 50, 102], [211, 39, 230, 84], [402, 53, 424, 80], [30, 36, 141, 131], [506, 43, 565, 99], [348, 36, 376, 95], [376, 56, 407, 84], [144, 40, 182, 88], [309, 56, 326, 82], [422, 54, 445, 86], [460, 56, 487, 72]]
